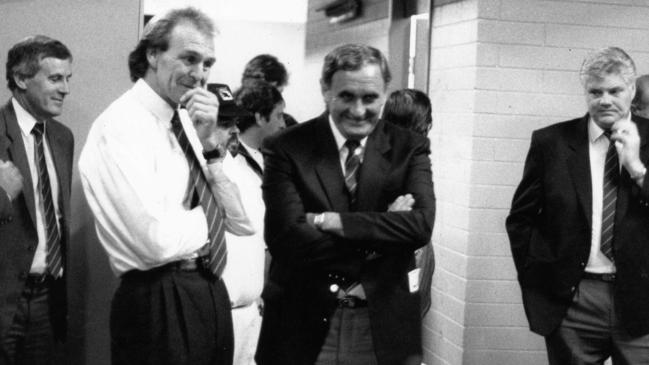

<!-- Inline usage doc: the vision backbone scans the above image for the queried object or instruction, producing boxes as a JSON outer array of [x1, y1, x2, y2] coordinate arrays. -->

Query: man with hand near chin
[[507, 47, 649, 364], [79, 7, 253, 365]]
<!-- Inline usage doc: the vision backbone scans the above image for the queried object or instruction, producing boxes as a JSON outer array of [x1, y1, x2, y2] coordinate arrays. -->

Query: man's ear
[[146, 48, 158, 71], [13, 73, 29, 91], [320, 79, 331, 103], [255, 112, 266, 126]]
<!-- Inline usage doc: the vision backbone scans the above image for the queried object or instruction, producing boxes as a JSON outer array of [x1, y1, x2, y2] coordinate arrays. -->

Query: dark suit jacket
[[256, 114, 436, 365], [506, 114, 649, 337], [0, 100, 73, 342]]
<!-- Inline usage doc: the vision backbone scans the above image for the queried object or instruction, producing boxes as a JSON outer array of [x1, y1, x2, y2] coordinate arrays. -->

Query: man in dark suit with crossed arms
[[256, 43, 436, 365], [0, 36, 73, 364], [507, 47, 649, 364]]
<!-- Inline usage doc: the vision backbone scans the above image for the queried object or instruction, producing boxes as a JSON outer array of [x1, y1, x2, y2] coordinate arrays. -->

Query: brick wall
[[426, 0, 649, 364]]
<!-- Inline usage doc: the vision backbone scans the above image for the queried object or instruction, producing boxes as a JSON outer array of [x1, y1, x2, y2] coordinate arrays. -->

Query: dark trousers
[[545, 278, 649, 365], [0, 277, 61, 365], [110, 267, 233, 365], [314, 306, 378, 365]]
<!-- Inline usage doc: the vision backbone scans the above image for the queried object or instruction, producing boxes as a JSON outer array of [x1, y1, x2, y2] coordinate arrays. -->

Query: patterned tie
[[344, 139, 361, 207], [32, 122, 63, 277], [600, 130, 618, 261], [170, 111, 227, 277]]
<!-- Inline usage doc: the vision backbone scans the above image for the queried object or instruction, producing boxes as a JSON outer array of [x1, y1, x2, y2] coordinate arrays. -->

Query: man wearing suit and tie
[[256, 44, 436, 365], [0, 36, 73, 364], [507, 47, 649, 364]]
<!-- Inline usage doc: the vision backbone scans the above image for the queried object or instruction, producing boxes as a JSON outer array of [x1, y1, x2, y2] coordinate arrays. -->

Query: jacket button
[[26, 245, 33, 252], [570, 286, 576, 292], [580, 262, 585, 267], [18, 271, 27, 280], [329, 284, 339, 293]]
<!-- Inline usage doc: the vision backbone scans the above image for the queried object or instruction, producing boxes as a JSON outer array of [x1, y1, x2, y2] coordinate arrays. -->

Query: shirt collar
[[588, 112, 632, 143], [132, 79, 176, 125], [327, 114, 367, 151], [12, 97, 40, 137]]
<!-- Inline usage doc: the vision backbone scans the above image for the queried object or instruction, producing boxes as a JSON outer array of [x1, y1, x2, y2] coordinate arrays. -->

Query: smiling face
[[146, 22, 215, 106], [585, 72, 636, 130], [322, 63, 386, 141], [14, 56, 72, 120]]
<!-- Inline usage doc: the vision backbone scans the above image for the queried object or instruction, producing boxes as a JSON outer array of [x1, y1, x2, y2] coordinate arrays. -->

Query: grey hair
[[579, 46, 636, 86]]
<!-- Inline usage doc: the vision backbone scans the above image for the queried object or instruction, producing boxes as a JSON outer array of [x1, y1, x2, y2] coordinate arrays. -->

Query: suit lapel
[[567, 115, 593, 227], [357, 121, 390, 210], [1, 101, 37, 226], [313, 115, 349, 212], [614, 116, 649, 244]]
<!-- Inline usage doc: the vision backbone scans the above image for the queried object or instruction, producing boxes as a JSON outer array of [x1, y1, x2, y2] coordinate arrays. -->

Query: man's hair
[[234, 80, 284, 133], [632, 74, 649, 113], [382, 89, 432, 136], [6, 35, 72, 91], [128, 7, 215, 82], [321, 44, 391, 89], [241, 54, 288, 88], [579, 46, 636, 86]]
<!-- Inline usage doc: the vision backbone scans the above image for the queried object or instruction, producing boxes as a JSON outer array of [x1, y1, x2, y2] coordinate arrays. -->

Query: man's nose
[[599, 92, 612, 105], [349, 99, 366, 117], [59, 79, 70, 95], [189, 64, 208, 84]]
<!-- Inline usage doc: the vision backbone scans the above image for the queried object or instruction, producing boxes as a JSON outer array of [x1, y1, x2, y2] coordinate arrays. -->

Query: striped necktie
[[344, 139, 361, 207], [600, 130, 618, 262], [32, 122, 62, 277], [170, 111, 227, 277]]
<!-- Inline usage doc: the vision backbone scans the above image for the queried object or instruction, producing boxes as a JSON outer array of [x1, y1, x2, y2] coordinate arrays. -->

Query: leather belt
[[26, 273, 54, 286], [337, 296, 368, 308], [583, 272, 616, 282]]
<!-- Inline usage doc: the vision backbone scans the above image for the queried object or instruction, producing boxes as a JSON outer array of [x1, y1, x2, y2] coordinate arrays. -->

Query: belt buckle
[[338, 296, 363, 308], [602, 273, 616, 282]]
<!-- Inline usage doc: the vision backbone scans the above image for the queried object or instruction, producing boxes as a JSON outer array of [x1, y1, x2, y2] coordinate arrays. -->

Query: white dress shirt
[[586, 116, 628, 274], [12, 98, 62, 275], [222, 141, 266, 307], [79, 79, 253, 276]]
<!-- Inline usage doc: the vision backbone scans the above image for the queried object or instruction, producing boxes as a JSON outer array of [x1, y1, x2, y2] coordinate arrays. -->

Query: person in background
[[78, 7, 253, 365], [382, 88, 435, 317], [632, 74, 649, 119], [220, 80, 285, 365], [507, 47, 649, 364], [0, 35, 73, 365], [241, 54, 298, 127], [256, 43, 435, 365]]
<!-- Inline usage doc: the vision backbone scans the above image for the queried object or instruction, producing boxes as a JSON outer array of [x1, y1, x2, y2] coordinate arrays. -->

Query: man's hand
[[0, 160, 23, 200], [180, 87, 224, 153], [388, 194, 415, 212], [611, 120, 645, 185]]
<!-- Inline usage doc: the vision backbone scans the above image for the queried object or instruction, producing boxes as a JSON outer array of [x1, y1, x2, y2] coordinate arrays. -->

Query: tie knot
[[344, 139, 360, 153], [603, 129, 613, 140], [31, 122, 45, 137]]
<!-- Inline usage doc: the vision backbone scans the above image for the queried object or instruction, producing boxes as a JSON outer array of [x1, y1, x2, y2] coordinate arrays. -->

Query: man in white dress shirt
[[78, 7, 253, 365], [221, 80, 285, 365]]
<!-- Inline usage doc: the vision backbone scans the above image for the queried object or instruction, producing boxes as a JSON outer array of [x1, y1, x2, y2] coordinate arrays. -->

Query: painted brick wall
[[426, 0, 649, 364]]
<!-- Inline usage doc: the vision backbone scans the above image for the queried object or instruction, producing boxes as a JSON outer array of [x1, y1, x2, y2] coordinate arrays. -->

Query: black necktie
[[237, 144, 263, 178], [344, 139, 361, 207], [170, 111, 227, 277], [600, 130, 618, 261], [32, 122, 62, 276]]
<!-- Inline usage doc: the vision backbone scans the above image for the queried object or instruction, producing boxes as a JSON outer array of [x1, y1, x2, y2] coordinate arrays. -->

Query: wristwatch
[[314, 213, 325, 229], [202, 147, 222, 161]]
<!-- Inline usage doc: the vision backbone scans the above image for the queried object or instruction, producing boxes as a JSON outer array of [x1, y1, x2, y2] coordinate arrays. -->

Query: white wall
[[143, 0, 312, 121]]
